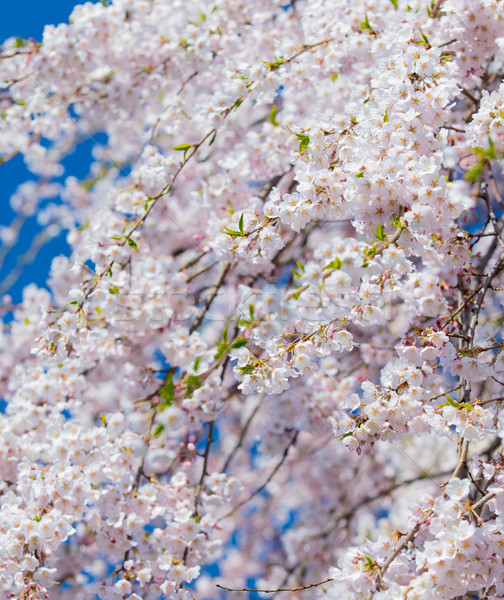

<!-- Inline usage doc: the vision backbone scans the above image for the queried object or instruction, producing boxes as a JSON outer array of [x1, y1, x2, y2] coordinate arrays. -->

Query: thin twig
[[219, 430, 299, 521], [216, 577, 333, 593]]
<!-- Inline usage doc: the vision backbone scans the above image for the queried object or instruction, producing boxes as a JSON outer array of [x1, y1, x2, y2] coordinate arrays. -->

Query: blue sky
[[1, 1, 88, 304]]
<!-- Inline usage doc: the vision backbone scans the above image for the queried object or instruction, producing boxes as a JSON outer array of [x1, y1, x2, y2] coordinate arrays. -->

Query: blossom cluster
[[1, 0, 504, 599]]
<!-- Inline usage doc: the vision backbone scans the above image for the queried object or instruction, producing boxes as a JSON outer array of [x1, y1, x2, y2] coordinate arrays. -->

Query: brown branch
[[186, 260, 219, 283], [471, 491, 496, 512], [190, 260, 231, 333], [372, 510, 432, 595], [314, 468, 452, 540], [221, 395, 264, 473], [216, 578, 333, 593], [193, 421, 215, 516], [219, 430, 299, 521]]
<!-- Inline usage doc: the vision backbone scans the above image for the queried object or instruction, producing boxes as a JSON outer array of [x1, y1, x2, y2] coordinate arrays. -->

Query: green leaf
[[109, 286, 120, 294], [364, 244, 378, 259], [208, 131, 217, 146], [294, 132, 310, 153], [296, 260, 305, 273], [355, 171, 364, 178], [160, 373, 175, 407], [185, 374, 202, 397], [265, 57, 286, 70], [390, 215, 404, 228], [214, 340, 229, 360], [360, 13, 373, 31], [222, 321, 230, 344], [383, 108, 389, 123], [330, 74, 338, 81], [76, 222, 89, 232], [389, 0, 398, 7], [133, 196, 154, 207], [373, 222, 387, 241], [127, 238, 139, 251], [465, 161, 485, 184], [238, 364, 255, 375], [230, 337, 248, 349], [173, 143, 193, 160], [153, 423, 165, 438], [323, 257, 343, 270], [269, 104, 280, 126], [239, 213, 244, 235], [220, 227, 244, 237]]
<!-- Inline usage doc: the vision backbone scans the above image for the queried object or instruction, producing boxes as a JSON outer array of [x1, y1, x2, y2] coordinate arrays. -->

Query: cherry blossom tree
[[2, 0, 504, 598]]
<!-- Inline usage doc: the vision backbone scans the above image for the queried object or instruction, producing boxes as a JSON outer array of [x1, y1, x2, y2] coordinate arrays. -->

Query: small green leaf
[[296, 260, 305, 273], [160, 373, 175, 407], [389, 0, 398, 7], [383, 108, 389, 123], [265, 57, 286, 70], [100, 413, 107, 425], [153, 423, 165, 438], [109, 286, 120, 294], [238, 364, 255, 375], [465, 161, 485, 184], [373, 222, 387, 241], [185, 374, 202, 397], [214, 340, 229, 360], [330, 74, 338, 81], [220, 227, 244, 237], [239, 213, 244, 235], [127, 238, 139, 251], [360, 13, 373, 31], [208, 131, 216, 146], [323, 257, 343, 270], [133, 196, 154, 207], [294, 132, 310, 153], [76, 222, 89, 232], [231, 338, 248, 349], [355, 171, 364, 178], [173, 143, 193, 160], [269, 104, 280, 126]]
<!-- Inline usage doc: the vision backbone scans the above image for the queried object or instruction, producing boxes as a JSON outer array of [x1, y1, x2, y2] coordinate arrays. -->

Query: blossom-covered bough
[[1, 0, 504, 598]]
